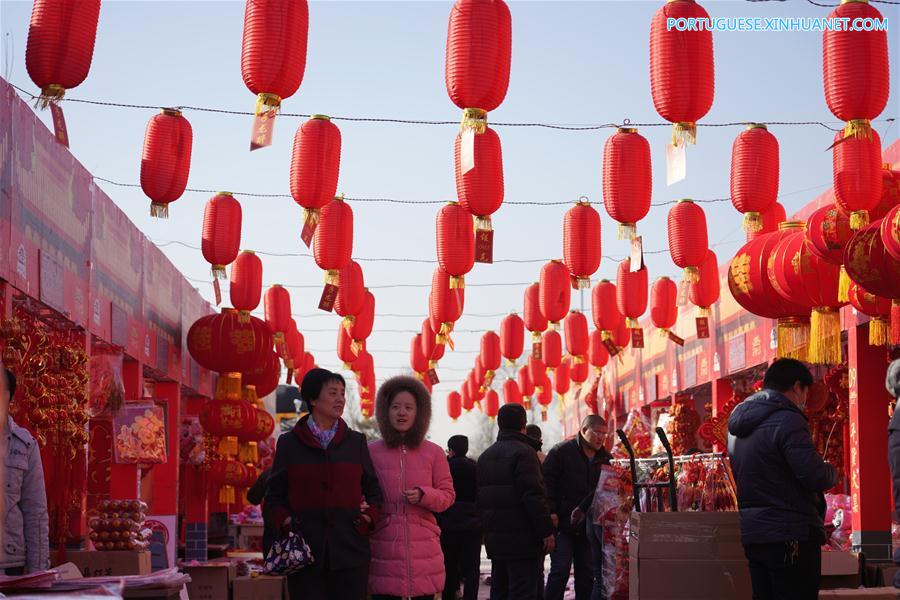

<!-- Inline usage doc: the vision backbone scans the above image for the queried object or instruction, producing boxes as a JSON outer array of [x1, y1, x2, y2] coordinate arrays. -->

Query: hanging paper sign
[[602, 338, 620, 357], [318, 284, 338, 312], [213, 279, 222, 306], [667, 331, 686, 346], [460, 128, 476, 175], [427, 369, 440, 385], [676, 280, 689, 306], [630, 236, 644, 272], [475, 229, 494, 264], [631, 328, 644, 348], [532, 342, 543, 360], [300, 220, 316, 248], [666, 143, 686, 185], [50, 104, 69, 148], [696, 317, 710, 339], [250, 109, 276, 151]]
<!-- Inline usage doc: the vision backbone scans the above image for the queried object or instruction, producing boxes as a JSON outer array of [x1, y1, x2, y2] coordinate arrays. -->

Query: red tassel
[[892, 301, 900, 345]]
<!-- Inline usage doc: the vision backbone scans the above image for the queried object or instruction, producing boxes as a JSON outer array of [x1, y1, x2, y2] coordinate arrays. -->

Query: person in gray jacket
[[886, 359, 900, 588], [1, 367, 49, 575]]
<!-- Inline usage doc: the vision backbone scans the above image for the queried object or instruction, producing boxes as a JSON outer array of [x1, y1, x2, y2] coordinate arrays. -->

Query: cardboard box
[[628, 557, 752, 599], [184, 562, 238, 600], [819, 588, 900, 599], [237, 524, 264, 551], [233, 575, 287, 600], [56, 550, 152, 577], [123, 586, 183, 600], [821, 551, 863, 590], [865, 563, 899, 587]]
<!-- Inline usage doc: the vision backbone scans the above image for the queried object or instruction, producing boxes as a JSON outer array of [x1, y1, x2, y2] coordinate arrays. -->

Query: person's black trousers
[[287, 563, 368, 600], [441, 530, 481, 600], [489, 556, 544, 600], [743, 540, 821, 600]]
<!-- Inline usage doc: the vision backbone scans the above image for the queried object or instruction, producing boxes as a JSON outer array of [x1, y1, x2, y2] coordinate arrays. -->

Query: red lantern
[[539, 261, 571, 326], [536, 377, 553, 421], [241, 0, 309, 113], [500, 313, 525, 364], [843, 221, 900, 345], [285, 326, 305, 371], [882, 205, 900, 261], [833, 125, 883, 230], [563, 201, 602, 288], [447, 391, 462, 421], [461, 381, 475, 412], [554, 359, 571, 397], [188, 309, 273, 374], [616, 258, 648, 329], [872, 167, 900, 221], [338, 324, 357, 368], [541, 330, 562, 371], [352, 350, 374, 383], [264, 285, 292, 344], [230, 251, 263, 323], [650, 277, 677, 335], [667, 200, 708, 281], [649, 0, 715, 145], [411, 334, 429, 374], [528, 356, 547, 390], [290, 115, 341, 236], [350, 290, 376, 350], [430, 268, 465, 346], [445, 0, 512, 118], [484, 389, 500, 419], [436, 202, 475, 289], [563, 311, 588, 360], [25, 0, 101, 105], [524, 283, 548, 343], [455, 127, 504, 233], [335, 260, 365, 318], [602, 128, 652, 240], [210, 459, 249, 504], [823, 0, 889, 122], [806, 204, 854, 301], [847, 282, 891, 347], [611, 318, 631, 353], [474, 356, 487, 388], [242, 352, 281, 399], [731, 124, 779, 233], [517, 365, 535, 400], [589, 330, 609, 371], [480, 331, 502, 377], [570, 359, 589, 385], [314, 197, 353, 286], [749, 202, 787, 241], [592, 280, 622, 340], [421, 320, 438, 367], [501, 378, 522, 406], [140, 109, 193, 218], [688, 250, 720, 316], [202, 193, 243, 279]]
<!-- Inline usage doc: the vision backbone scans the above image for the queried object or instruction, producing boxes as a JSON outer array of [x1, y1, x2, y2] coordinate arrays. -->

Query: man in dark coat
[[542, 415, 612, 600], [727, 358, 837, 600], [439, 435, 482, 600], [246, 467, 274, 557], [885, 359, 900, 588], [477, 403, 555, 600]]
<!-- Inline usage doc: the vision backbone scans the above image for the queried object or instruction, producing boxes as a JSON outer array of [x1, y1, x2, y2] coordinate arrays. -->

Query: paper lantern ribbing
[[314, 197, 353, 285], [187, 309, 273, 374], [541, 330, 562, 372], [241, 0, 309, 114], [25, 0, 101, 105], [282, 325, 304, 371], [806, 204, 854, 301], [420, 319, 438, 367], [502, 379, 522, 406], [602, 128, 652, 240], [667, 200, 708, 282], [290, 116, 342, 234], [563, 311, 589, 361], [461, 382, 475, 412], [563, 201, 602, 288], [499, 313, 524, 364], [264, 285, 292, 345], [336, 325, 357, 368], [539, 260, 571, 326], [649, 0, 715, 145], [455, 127, 504, 231], [650, 277, 678, 336], [592, 280, 622, 340], [688, 250, 720, 317], [436, 202, 476, 289], [833, 124, 883, 230], [447, 391, 462, 421], [823, 0, 889, 123], [616, 258, 648, 330], [847, 282, 891, 347], [882, 205, 900, 261], [523, 283, 548, 342], [588, 330, 609, 370], [334, 260, 365, 319], [872, 167, 900, 221], [536, 377, 553, 420], [140, 109, 193, 218], [528, 356, 547, 391], [430, 268, 465, 346], [730, 124, 779, 233], [230, 251, 263, 323], [202, 193, 243, 279]]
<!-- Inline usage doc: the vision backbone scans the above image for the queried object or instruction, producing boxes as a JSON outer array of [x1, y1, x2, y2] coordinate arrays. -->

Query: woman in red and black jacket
[[265, 368, 383, 600]]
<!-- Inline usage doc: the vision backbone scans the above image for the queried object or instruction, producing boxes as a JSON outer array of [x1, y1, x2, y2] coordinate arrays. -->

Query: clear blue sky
[[2, 0, 898, 449]]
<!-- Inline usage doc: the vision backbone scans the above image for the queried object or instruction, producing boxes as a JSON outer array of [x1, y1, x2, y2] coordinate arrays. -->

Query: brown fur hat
[[375, 375, 432, 448]]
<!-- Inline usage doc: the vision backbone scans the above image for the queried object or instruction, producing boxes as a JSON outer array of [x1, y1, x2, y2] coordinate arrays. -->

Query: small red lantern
[[202, 193, 243, 280], [517, 365, 535, 400], [843, 221, 900, 345], [592, 280, 622, 340], [731, 124, 779, 233], [847, 282, 891, 347], [290, 115, 341, 240], [436, 202, 475, 288], [872, 167, 900, 221], [210, 459, 249, 504], [689, 250, 720, 317], [230, 251, 263, 323], [554, 359, 571, 397], [430, 268, 465, 347], [536, 378, 553, 421], [338, 325, 357, 368], [25, 0, 101, 105], [667, 200, 708, 281], [589, 330, 609, 371], [500, 313, 525, 365], [650, 277, 678, 336], [649, 0, 715, 146], [264, 285, 292, 345], [563, 311, 588, 361], [823, 0, 889, 122], [480, 331, 502, 380], [806, 204, 854, 301], [616, 258, 648, 330], [455, 127, 504, 243], [602, 128, 652, 240], [461, 382, 475, 412], [314, 197, 353, 286], [571, 359, 588, 385], [335, 260, 365, 319], [502, 379, 522, 406], [833, 125, 883, 230], [881, 204, 900, 261], [528, 356, 547, 391], [411, 334, 429, 374], [563, 200, 602, 288], [242, 352, 281, 399], [749, 202, 786, 241], [285, 325, 305, 371], [350, 290, 376, 351], [140, 109, 193, 218], [524, 283, 548, 343], [539, 260, 571, 326], [421, 319, 438, 367], [474, 357, 487, 389], [188, 309, 273, 374], [541, 330, 562, 372], [447, 391, 462, 421], [484, 389, 500, 419]]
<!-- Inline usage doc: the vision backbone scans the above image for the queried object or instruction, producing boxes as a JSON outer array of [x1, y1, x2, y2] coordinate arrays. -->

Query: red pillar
[[147, 381, 180, 515], [848, 322, 893, 560], [183, 395, 209, 562], [110, 358, 142, 499], [711, 378, 734, 452]]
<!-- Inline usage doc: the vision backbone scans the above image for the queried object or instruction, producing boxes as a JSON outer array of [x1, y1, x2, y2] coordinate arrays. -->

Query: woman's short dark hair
[[763, 359, 814, 393], [4, 368, 15, 401], [300, 368, 345, 409]]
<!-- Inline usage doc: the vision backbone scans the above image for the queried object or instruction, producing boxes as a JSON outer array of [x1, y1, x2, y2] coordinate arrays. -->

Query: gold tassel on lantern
[[439, 322, 456, 350], [217, 373, 243, 400], [776, 317, 810, 361], [211, 264, 227, 279], [255, 93, 281, 116], [869, 317, 888, 347], [219, 485, 236, 505], [150, 203, 169, 219], [742, 212, 762, 234], [302, 207, 320, 231], [449, 276, 466, 290], [325, 270, 341, 287], [843, 119, 872, 141], [239, 442, 259, 464], [351, 340, 364, 355], [460, 108, 488, 134], [35, 84, 66, 109], [475, 215, 493, 233], [672, 122, 697, 147], [683, 266, 700, 283], [618, 222, 637, 241], [626, 318, 640, 329], [237, 310, 251, 324], [600, 330, 612, 342], [808, 307, 842, 365], [243, 386, 258, 405], [342, 316, 355, 334], [838, 266, 852, 303], [218, 436, 239, 458]]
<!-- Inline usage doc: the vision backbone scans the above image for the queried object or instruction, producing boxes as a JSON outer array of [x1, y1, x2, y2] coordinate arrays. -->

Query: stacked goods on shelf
[[88, 500, 151, 551]]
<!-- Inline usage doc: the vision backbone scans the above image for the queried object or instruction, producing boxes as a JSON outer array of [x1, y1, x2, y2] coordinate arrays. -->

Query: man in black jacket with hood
[[477, 403, 555, 600], [728, 358, 837, 600], [439, 434, 482, 600]]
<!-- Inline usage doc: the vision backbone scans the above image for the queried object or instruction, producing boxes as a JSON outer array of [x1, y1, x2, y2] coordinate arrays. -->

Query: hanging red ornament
[[843, 220, 900, 345], [541, 330, 562, 372], [847, 282, 891, 347], [480, 331, 502, 383], [517, 364, 535, 401], [730, 124, 779, 233], [410, 334, 430, 374], [667, 200, 709, 282], [749, 202, 786, 241], [882, 204, 900, 261], [529, 356, 547, 391], [350, 290, 375, 353], [524, 283, 548, 350], [264, 285, 292, 346], [337, 325, 357, 369], [484, 389, 500, 419], [588, 330, 609, 372], [140, 109, 193, 218], [430, 268, 465, 348], [436, 202, 476, 288], [290, 115, 341, 245], [230, 250, 263, 324], [592, 280, 622, 342], [314, 197, 353, 308], [554, 359, 571, 397], [616, 258, 648, 331], [500, 312, 525, 365], [461, 381, 475, 412], [242, 352, 281, 399], [650, 277, 678, 337], [806, 204, 854, 302], [187, 309, 273, 374], [689, 250, 720, 317], [602, 128, 652, 240], [539, 260, 571, 327], [563, 200, 602, 288], [833, 124, 883, 230], [202, 193, 243, 281], [563, 311, 589, 362], [447, 391, 462, 421], [536, 376, 553, 421], [335, 260, 365, 320], [502, 378, 522, 406], [872, 167, 900, 221], [421, 319, 438, 367], [455, 127, 504, 263], [570, 358, 589, 385]]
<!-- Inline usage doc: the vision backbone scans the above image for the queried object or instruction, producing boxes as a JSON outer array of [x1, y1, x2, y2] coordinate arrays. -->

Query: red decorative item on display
[[872, 167, 900, 221], [570, 359, 588, 384], [563, 200, 602, 288], [455, 127, 504, 232], [541, 330, 562, 371], [290, 115, 342, 244], [264, 285, 292, 344], [554, 359, 571, 397], [421, 319, 438, 366], [314, 197, 353, 286], [650, 277, 678, 335], [334, 260, 365, 318], [140, 109, 192, 218], [484, 389, 500, 419], [667, 200, 709, 282], [499, 313, 525, 363], [517, 364, 535, 399], [230, 251, 263, 323], [480, 331, 502, 376], [523, 283, 548, 343], [688, 250, 720, 316], [847, 282, 891, 346], [730, 124, 779, 233], [461, 382, 475, 412], [430, 269, 465, 347], [749, 202, 787, 241], [588, 330, 609, 370], [806, 204, 854, 301], [823, 0, 889, 123], [202, 193, 243, 280], [537, 376, 553, 420], [474, 356, 487, 388], [563, 311, 589, 360], [833, 124, 883, 230], [649, 0, 715, 145], [528, 356, 547, 390], [592, 280, 622, 340], [502, 379, 522, 405], [187, 309, 273, 374], [337, 325, 357, 368], [410, 334, 430, 374], [242, 353, 281, 398], [843, 221, 900, 345], [436, 203, 476, 288], [25, 0, 101, 105], [616, 258, 648, 329], [882, 205, 900, 261], [447, 391, 462, 421], [350, 290, 376, 351], [285, 326, 305, 371], [539, 261, 571, 326], [209, 459, 249, 504], [602, 128, 652, 240]]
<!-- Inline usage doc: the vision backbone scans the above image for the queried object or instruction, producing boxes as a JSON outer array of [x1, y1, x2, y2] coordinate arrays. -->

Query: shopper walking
[[477, 403, 555, 600], [0, 367, 49, 575], [368, 375, 455, 600], [885, 359, 900, 588], [727, 358, 837, 600], [542, 415, 612, 600], [265, 369, 383, 600], [526, 424, 546, 464], [438, 435, 482, 600]]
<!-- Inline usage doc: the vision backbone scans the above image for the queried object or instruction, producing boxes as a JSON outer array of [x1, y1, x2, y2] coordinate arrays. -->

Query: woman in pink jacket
[[368, 375, 456, 600]]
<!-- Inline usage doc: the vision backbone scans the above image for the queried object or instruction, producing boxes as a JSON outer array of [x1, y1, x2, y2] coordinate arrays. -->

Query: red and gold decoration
[[524, 282, 548, 356], [650, 276, 678, 338], [430, 268, 465, 348], [350, 289, 376, 354], [264, 284, 292, 347], [563, 311, 588, 363], [242, 351, 281, 398], [200, 373, 257, 459], [338, 324, 358, 369], [832, 124, 883, 230], [588, 329, 609, 373], [447, 390, 462, 421], [843, 220, 900, 345], [602, 127, 652, 240], [554, 359, 571, 398], [517, 364, 535, 407], [570, 356, 589, 384], [436, 202, 475, 289], [563, 200, 601, 288], [749, 202, 786, 241], [210, 459, 249, 505], [806, 204, 854, 301], [882, 204, 900, 261], [290, 115, 342, 245], [669, 394, 701, 455], [730, 124, 779, 233], [314, 197, 353, 307], [688, 250, 720, 338], [847, 282, 891, 346], [455, 126, 504, 262], [499, 312, 525, 366], [410, 334, 430, 376], [480, 331, 501, 384], [541, 329, 562, 373], [187, 309, 273, 374], [201, 193, 243, 296], [140, 109, 193, 218], [668, 199, 708, 282], [616, 258, 648, 347], [539, 260, 571, 327], [334, 260, 365, 324], [592, 279, 621, 342], [229, 250, 263, 323], [502, 378, 522, 406], [484, 389, 500, 420]]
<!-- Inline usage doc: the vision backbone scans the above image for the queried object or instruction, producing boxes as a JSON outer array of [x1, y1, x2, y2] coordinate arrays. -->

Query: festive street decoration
[[290, 115, 341, 245], [668, 199, 708, 282], [847, 282, 891, 346], [447, 391, 462, 421], [264, 285, 292, 346], [588, 329, 610, 372], [563, 200, 601, 287], [334, 260, 365, 321], [484, 389, 500, 419], [843, 220, 900, 345], [650, 276, 678, 338], [430, 268, 465, 347], [539, 260, 571, 327], [563, 311, 589, 362], [806, 204, 854, 301], [882, 204, 900, 261], [730, 124, 779, 233], [314, 197, 353, 309], [187, 309, 273, 374], [480, 331, 501, 383], [502, 378, 522, 405], [517, 364, 535, 407], [499, 312, 525, 365], [350, 290, 376, 353], [689, 250, 720, 337], [455, 126, 504, 262], [436, 202, 476, 289], [616, 258, 648, 346], [230, 251, 263, 323], [749, 202, 786, 241], [602, 128, 652, 240], [833, 124, 883, 230], [541, 329, 562, 372], [202, 193, 243, 285], [140, 109, 193, 218], [524, 283, 548, 355]]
